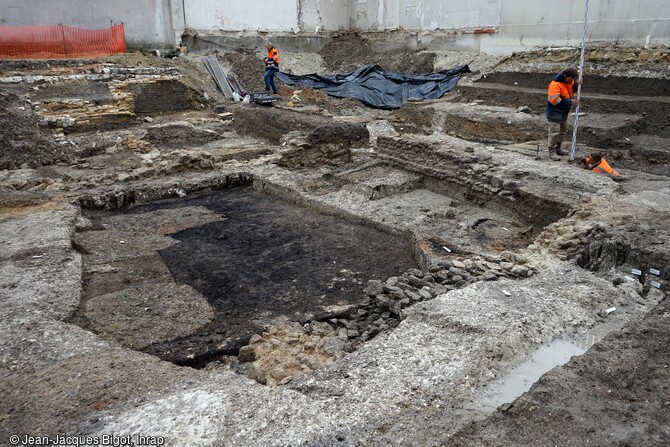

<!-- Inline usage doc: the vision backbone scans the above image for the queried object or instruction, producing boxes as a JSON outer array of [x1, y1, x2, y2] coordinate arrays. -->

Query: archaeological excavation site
[[1, 1, 669, 446]]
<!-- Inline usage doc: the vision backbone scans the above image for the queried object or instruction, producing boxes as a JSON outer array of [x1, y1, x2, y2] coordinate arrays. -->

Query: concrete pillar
[[169, 0, 186, 46]]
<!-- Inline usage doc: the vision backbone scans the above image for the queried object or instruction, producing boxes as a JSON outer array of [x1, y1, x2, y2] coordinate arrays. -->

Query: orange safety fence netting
[[0, 24, 126, 59]]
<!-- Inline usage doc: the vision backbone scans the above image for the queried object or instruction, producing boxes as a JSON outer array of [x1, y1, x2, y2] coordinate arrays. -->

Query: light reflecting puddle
[[473, 321, 624, 412], [476, 339, 585, 411]]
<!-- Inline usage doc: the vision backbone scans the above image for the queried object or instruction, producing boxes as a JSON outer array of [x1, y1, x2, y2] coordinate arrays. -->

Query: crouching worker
[[579, 153, 619, 175]]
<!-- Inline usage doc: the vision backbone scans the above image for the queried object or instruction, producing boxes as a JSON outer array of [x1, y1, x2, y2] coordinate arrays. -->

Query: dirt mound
[[495, 46, 670, 79], [231, 103, 369, 146], [0, 92, 71, 170], [319, 33, 436, 74], [319, 33, 376, 73], [219, 49, 267, 93]]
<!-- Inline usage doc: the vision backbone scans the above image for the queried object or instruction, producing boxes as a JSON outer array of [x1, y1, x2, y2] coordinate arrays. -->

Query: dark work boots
[[556, 145, 569, 156]]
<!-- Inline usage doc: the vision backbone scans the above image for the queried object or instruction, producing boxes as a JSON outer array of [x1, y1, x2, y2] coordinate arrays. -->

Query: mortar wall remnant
[[375, 135, 572, 227], [124, 79, 205, 114]]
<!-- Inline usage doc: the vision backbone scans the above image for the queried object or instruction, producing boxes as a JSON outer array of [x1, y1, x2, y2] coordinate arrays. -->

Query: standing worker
[[263, 41, 280, 95], [546, 68, 580, 160]]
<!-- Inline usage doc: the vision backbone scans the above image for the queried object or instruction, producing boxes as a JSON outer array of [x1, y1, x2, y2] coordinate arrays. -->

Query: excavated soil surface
[[0, 91, 69, 170], [438, 73, 670, 176], [77, 187, 417, 366], [2, 42, 670, 446], [449, 297, 670, 446], [482, 71, 670, 96]]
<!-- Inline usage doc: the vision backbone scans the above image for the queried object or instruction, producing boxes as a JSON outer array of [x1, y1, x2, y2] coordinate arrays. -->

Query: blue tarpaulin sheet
[[275, 64, 471, 110]]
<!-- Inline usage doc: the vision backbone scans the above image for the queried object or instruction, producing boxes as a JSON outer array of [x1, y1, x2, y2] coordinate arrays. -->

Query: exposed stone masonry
[[0, 66, 180, 84], [376, 135, 513, 202], [238, 250, 535, 385]]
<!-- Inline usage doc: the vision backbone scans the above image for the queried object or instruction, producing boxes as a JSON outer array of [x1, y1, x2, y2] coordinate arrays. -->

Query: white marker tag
[[631, 269, 642, 276], [651, 281, 661, 289], [649, 268, 661, 276], [502, 290, 512, 297], [624, 275, 637, 282], [443, 246, 452, 253]]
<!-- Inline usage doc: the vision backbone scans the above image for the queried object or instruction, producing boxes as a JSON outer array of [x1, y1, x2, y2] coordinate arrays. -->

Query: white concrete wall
[[496, 0, 670, 52], [170, 0, 187, 45], [2, 0, 668, 53], [184, 0, 299, 32], [299, 0, 351, 32], [351, 0, 500, 31], [350, 0, 670, 55], [0, 0, 180, 47], [183, 0, 350, 34]]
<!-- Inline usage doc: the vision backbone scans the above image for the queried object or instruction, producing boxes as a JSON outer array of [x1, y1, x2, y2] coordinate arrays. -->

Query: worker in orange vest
[[263, 41, 280, 95], [546, 68, 580, 161], [579, 153, 619, 175]]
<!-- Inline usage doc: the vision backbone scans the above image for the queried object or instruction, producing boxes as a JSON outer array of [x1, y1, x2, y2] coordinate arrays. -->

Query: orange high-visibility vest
[[266, 47, 279, 68], [547, 80, 574, 105]]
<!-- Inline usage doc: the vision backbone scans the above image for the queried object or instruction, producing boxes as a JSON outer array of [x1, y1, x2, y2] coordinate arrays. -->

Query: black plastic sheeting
[[275, 64, 471, 110]]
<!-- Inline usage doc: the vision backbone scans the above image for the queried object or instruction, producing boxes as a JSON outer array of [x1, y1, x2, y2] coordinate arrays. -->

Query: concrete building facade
[[1, 0, 668, 54]]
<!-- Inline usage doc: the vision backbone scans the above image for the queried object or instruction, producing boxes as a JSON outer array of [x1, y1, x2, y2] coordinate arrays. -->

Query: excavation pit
[[73, 186, 419, 368], [3, 41, 670, 446]]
